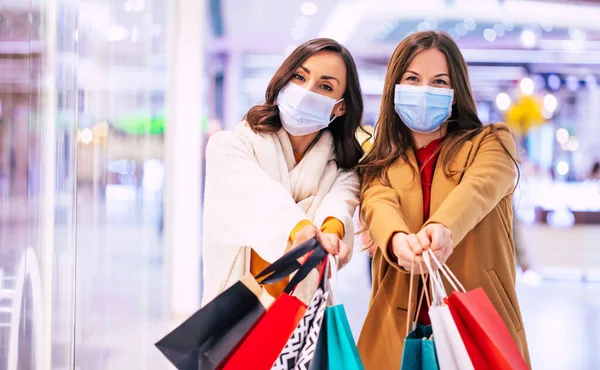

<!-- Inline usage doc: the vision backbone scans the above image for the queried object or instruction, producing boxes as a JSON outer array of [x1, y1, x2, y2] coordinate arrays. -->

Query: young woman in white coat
[[202, 38, 364, 305]]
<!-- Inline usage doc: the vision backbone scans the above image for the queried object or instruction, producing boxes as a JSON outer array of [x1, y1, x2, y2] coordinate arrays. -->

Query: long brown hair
[[245, 38, 364, 169], [359, 31, 519, 188]]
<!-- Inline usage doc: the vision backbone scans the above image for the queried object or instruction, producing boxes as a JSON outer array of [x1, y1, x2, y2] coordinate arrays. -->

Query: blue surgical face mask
[[277, 82, 343, 136], [394, 84, 454, 133]]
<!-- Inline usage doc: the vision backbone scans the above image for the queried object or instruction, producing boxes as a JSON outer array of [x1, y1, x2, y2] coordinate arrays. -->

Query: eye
[[320, 84, 333, 92], [292, 73, 305, 81], [434, 79, 449, 85], [405, 76, 418, 82]]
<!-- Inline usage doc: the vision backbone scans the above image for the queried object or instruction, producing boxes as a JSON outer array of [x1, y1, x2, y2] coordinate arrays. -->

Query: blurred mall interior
[[0, 0, 599, 369]]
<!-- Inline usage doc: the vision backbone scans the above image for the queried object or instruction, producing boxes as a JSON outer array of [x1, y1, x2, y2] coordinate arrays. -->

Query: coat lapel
[[430, 139, 473, 215]]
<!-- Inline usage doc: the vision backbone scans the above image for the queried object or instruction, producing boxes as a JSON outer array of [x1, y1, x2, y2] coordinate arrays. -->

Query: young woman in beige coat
[[357, 31, 530, 369]]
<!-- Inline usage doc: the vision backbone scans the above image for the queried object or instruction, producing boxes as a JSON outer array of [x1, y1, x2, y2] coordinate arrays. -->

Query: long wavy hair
[[359, 31, 519, 189], [244, 38, 364, 169]]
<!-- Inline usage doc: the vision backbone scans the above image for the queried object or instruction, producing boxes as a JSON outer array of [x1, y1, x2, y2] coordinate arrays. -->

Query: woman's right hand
[[291, 224, 350, 268], [391, 232, 427, 274]]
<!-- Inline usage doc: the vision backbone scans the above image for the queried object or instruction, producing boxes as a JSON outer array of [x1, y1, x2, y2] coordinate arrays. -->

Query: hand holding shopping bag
[[425, 251, 529, 370], [421, 250, 473, 370], [222, 243, 328, 370], [155, 238, 323, 370]]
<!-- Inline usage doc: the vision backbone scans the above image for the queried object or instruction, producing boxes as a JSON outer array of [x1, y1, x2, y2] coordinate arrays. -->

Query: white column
[[40, 0, 58, 367], [164, 0, 204, 317]]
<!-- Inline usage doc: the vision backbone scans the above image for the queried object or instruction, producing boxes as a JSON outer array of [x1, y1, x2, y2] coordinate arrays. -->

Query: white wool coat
[[201, 122, 360, 305]]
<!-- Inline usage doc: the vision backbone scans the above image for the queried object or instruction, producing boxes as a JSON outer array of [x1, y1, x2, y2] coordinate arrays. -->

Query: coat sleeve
[[313, 169, 360, 252], [361, 177, 411, 267], [204, 131, 307, 263], [424, 126, 518, 246]]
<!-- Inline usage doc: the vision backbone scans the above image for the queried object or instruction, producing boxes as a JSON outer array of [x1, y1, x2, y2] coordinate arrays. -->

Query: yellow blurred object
[[505, 94, 545, 135]]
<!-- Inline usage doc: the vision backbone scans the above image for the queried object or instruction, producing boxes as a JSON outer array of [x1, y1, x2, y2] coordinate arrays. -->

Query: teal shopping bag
[[326, 304, 364, 370], [324, 255, 365, 370], [400, 324, 439, 370]]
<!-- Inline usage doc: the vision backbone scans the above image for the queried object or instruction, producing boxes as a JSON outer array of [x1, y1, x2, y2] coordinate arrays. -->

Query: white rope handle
[[427, 250, 467, 293], [326, 254, 339, 305], [421, 251, 448, 304]]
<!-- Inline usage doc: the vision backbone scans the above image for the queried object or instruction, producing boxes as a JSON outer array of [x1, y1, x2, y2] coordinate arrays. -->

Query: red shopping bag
[[446, 288, 528, 370], [222, 245, 328, 370]]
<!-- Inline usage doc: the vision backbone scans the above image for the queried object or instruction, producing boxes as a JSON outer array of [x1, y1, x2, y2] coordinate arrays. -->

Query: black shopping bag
[[155, 238, 322, 370]]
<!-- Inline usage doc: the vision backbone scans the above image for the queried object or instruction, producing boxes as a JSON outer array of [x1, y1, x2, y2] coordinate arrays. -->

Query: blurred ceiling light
[[133, 0, 145, 12], [295, 16, 310, 28], [291, 27, 305, 40], [548, 74, 561, 91], [464, 18, 476, 31], [301, 2, 318, 16], [543, 94, 558, 113], [418, 22, 431, 32], [93, 121, 110, 137], [425, 17, 438, 29], [520, 29, 536, 49], [484, 29, 497, 42], [455, 23, 468, 36], [541, 21, 553, 32], [532, 75, 546, 90], [503, 20, 514, 32], [585, 74, 598, 89], [569, 28, 587, 41], [556, 128, 569, 144], [567, 137, 580, 152], [566, 75, 579, 91], [556, 161, 569, 176], [493, 24, 505, 37], [496, 92, 511, 111], [79, 129, 93, 145], [108, 26, 128, 42], [532, 25, 543, 38], [520, 77, 535, 95]]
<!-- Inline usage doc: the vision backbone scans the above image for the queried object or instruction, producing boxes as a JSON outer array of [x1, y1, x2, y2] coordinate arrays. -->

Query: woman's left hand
[[318, 232, 350, 269], [416, 223, 453, 266]]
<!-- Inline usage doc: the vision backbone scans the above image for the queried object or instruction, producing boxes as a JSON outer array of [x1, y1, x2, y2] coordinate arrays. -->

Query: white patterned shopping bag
[[271, 260, 330, 370]]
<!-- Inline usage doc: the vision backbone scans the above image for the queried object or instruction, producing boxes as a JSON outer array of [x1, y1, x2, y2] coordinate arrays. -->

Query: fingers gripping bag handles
[[155, 238, 322, 370], [222, 243, 329, 370]]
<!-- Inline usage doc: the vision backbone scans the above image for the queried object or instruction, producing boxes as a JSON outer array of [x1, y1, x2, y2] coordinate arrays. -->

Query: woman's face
[[399, 48, 452, 89], [290, 50, 347, 117]]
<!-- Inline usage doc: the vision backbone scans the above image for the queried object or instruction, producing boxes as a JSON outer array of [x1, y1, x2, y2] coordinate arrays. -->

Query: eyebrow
[[299, 65, 340, 84], [406, 70, 450, 78]]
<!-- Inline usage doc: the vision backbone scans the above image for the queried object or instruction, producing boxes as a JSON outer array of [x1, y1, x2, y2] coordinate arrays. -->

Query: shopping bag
[[325, 256, 365, 370], [308, 311, 328, 370], [422, 251, 473, 370], [272, 258, 329, 370], [401, 324, 439, 370], [426, 252, 528, 370], [400, 258, 439, 370], [222, 244, 328, 370], [155, 238, 322, 370]]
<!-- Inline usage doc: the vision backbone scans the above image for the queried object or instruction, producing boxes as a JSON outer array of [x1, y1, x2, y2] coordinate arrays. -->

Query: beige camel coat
[[358, 124, 530, 369]]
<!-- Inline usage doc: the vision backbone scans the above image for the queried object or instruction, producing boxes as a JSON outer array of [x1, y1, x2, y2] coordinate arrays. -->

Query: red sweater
[[388, 139, 443, 326], [415, 138, 442, 325]]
